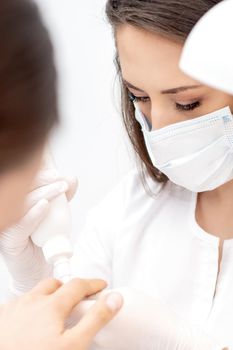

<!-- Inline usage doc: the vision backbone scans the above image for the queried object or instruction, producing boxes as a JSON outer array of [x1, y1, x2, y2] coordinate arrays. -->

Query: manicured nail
[[106, 292, 123, 311]]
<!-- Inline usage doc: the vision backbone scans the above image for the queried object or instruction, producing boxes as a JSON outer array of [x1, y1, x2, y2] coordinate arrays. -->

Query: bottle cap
[[43, 235, 73, 263]]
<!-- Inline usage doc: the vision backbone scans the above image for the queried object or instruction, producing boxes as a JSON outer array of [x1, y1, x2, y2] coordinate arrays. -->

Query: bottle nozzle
[[53, 257, 73, 283]]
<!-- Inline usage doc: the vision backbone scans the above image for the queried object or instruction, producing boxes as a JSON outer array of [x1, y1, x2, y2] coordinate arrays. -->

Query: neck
[[202, 179, 233, 205], [197, 179, 233, 240]]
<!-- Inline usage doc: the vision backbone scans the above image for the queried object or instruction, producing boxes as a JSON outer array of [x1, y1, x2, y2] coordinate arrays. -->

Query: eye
[[128, 92, 150, 103], [176, 101, 201, 111]]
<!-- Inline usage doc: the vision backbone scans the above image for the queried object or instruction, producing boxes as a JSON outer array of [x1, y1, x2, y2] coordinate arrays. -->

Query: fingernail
[[106, 292, 123, 312], [59, 181, 68, 193]]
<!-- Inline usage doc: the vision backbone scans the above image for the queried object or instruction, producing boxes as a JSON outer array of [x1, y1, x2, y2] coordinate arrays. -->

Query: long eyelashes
[[128, 92, 149, 103], [128, 92, 201, 112], [175, 101, 201, 111]]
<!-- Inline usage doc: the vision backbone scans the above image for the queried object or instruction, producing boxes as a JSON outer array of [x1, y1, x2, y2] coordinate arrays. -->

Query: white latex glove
[[0, 169, 78, 296], [67, 287, 228, 350]]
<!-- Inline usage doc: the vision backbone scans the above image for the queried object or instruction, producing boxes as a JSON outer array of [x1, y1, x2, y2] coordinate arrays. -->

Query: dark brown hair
[[106, 0, 222, 194], [0, 0, 58, 171]]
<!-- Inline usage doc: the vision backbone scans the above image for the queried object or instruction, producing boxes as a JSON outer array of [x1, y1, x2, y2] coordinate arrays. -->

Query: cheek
[[204, 91, 233, 112], [0, 165, 40, 230], [223, 95, 233, 112], [0, 178, 29, 229]]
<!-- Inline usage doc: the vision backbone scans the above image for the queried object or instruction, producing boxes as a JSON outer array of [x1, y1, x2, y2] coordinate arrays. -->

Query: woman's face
[[0, 147, 43, 231], [116, 24, 233, 129]]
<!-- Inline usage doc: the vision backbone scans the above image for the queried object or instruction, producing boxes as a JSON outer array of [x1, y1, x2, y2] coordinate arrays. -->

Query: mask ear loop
[[132, 101, 157, 166], [132, 101, 151, 132]]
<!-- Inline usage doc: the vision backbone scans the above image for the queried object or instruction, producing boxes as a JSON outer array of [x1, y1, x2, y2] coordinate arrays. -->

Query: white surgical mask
[[134, 102, 233, 192]]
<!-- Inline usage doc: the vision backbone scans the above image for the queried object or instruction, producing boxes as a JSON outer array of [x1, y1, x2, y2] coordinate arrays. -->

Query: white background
[[36, 0, 134, 236], [0, 0, 134, 299]]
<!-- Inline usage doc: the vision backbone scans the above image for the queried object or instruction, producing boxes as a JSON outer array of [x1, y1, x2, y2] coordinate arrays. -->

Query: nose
[[150, 107, 171, 130]]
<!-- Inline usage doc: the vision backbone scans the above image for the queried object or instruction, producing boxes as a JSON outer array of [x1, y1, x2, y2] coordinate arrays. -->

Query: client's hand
[[0, 278, 123, 350], [68, 287, 228, 350]]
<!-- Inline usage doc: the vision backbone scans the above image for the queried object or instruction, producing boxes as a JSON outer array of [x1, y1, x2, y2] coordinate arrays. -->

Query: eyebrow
[[123, 79, 202, 94]]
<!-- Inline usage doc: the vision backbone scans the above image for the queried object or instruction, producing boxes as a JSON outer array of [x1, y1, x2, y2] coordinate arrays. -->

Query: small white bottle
[[31, 151, 73, 283]]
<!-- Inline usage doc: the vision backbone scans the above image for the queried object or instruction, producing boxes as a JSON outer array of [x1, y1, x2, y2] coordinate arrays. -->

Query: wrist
[[4, 243, 53, 294]]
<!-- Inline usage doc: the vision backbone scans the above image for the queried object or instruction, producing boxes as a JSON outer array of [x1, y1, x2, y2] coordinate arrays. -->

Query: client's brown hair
[[0, 0, 58, 170]]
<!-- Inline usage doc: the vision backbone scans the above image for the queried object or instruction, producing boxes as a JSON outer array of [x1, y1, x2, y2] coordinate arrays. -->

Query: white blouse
[[71, 167, 233, 348]]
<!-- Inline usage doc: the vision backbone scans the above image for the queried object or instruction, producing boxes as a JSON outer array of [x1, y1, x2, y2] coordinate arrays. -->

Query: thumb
[[0, 199, 50, 254], [19, 199, 50, 235], [64, 292, 123, 349]]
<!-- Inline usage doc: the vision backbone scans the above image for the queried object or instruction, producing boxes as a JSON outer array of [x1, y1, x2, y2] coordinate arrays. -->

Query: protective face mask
[[134, 102, 233, 192]]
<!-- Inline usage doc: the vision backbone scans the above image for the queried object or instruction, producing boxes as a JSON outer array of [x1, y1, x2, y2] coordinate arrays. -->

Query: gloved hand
[[67, 287, 228, 350], [0, 168, 78, 296]]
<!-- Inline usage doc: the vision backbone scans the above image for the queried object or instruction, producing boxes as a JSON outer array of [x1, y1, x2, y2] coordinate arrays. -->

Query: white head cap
[[179, 0, 233, 95]]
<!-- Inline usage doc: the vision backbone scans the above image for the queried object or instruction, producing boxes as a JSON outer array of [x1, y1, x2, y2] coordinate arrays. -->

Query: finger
[[83, 290, 106, 301], [51, 278, 107, 318], [25, 181, 68, 212], [30, 278, 63, 296], [31, 172, 78, 201], [1, 199, 50, 242], [19, 199, 49, 235], [30, 169, 60, 191], [64, 292, 123, 348], [62, 176, 78, 201]]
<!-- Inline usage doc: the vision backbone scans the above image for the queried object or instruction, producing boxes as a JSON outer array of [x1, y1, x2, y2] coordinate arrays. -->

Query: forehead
[[116, 25, 199, 91]]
